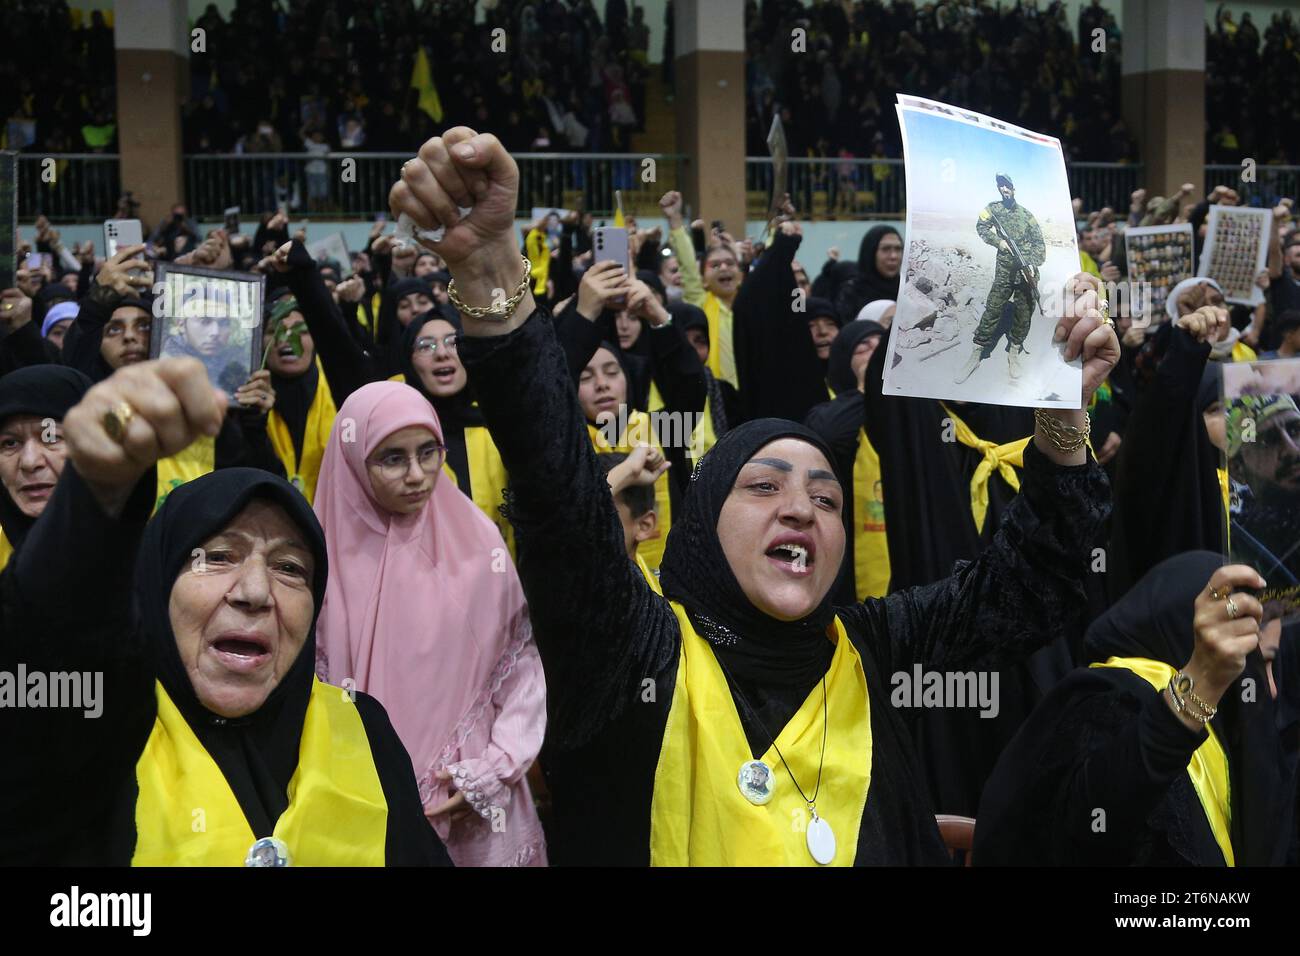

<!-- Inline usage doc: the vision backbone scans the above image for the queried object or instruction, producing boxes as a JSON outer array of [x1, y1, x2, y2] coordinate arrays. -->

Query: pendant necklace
[[722, 663, 836, 865]]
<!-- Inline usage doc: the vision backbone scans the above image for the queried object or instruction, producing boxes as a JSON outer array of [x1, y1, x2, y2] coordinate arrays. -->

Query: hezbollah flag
[[411, 48, 444, 123]]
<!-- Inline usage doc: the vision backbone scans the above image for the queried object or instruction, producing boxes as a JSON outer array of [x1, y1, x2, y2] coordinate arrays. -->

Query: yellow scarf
[[0, 528, 11, 571], [589, 412, 673, 571], [702, 294, 737, 389], [852, 429, 890, 600], [266, 360, 337, 504], [133, 678, 388, 866], [1090, 657, 1234, 866], [154, 435, 216, 513], [636, 551, 662, 594], [940, 403, 1029, 533], [443, 424, 516, 559], [688, 392, 718, 465], [649, 601, 871, 866]]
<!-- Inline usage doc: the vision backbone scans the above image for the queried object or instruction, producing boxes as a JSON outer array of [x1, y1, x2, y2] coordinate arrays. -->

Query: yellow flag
[[410, 48, 444, 123], [614, 189, 625, 228]]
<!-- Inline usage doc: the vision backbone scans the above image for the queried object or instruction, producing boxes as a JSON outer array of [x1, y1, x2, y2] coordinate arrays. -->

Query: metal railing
[[744, 158, 1144, 221], [1205, 164, 1300, 207], [746, 156, 906, 218], [184, 152, 688, 220], [15, 154, 121, 222], [1065, 162, 1145, 217], [14, 154, 1299, 223]]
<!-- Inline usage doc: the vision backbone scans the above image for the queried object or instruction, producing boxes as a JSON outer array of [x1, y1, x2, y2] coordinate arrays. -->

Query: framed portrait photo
[[151, 262, 266, 402]]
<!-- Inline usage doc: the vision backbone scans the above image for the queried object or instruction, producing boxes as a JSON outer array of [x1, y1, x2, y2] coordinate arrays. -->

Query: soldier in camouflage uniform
[[955, 173, 1047, 383]]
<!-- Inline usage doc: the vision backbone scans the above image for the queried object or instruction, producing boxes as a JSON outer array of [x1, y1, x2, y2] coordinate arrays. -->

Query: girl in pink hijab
[[314, 381, 547, 866]]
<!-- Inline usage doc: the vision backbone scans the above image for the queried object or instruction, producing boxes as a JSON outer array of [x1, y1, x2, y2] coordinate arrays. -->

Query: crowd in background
[[5, 1, 1300, 170]]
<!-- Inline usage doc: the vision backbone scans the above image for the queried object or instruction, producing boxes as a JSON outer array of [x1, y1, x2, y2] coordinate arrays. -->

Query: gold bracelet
[[1186, 688, 1218, 721], [447, 256, 532, 320], [1033, 408, 1090, 454]]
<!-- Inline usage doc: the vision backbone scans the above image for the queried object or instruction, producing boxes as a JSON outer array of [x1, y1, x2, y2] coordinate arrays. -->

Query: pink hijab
[[313, 382, 529, 807]]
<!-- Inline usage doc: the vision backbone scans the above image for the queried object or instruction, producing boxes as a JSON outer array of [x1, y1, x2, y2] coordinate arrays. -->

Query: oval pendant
[[806, 812, 836, 865], [245, 836, 292, 867], [737, 759, 775, 806]]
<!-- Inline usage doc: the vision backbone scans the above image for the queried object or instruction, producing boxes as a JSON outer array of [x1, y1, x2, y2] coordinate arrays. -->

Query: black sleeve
[[645, 320, 705, 418], [282, 241, 381, 402], [1108, 327, 1214, 595], [353, 692, 454, 866], [733, 229, 827, 423], [0, 464, 159, 850], [214, 409, 288, 477], [61, 288, 116, 383], [1053, 678, 1208, 863], [552, 296, 606, 382], [552, 223, 579, 303], [0, 320, 54, 373], [837, 440, 1111, 675], [458, 308, 681, 749]]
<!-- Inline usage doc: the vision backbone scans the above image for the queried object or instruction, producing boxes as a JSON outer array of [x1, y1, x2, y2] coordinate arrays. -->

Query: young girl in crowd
[[313, 381, 547, 867]]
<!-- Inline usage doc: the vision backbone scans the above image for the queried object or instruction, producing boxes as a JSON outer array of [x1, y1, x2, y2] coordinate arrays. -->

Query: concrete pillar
[[673, 0, 745, 234], [114, 0, 189, 228], [1121, 0, 1205, 201]]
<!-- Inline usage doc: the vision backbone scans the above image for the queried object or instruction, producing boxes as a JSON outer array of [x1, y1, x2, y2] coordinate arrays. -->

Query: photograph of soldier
[[954, 173, 1046, 383], [153, 272, 262, 400], [884, 99, 1081, 408], [1224, 371, 1300, 623]]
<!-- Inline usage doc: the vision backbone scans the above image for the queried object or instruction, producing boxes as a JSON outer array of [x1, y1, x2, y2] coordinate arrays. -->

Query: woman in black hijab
[[976, 552, 1298, 866], [0, 365, 91, 564], [1, 358, 449, 865], [814, 225, 903, 324], [395, 129, 1118, 866]]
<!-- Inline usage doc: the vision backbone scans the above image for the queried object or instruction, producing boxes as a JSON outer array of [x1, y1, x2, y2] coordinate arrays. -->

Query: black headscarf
[[0, 366, 92, 550], [263, 291, 319, 461], [377, 277, 434, 373], [976, 551, 1295, 865], [826, 319, 885, 395], [135, 468, 329, 837], [838, 225, 902, 313], [398, 304, 483, 426], [659, 418, 840, 690]]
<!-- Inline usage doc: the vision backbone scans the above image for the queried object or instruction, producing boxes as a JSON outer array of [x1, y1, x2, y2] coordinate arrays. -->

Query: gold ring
[[1209, 586, 1222, 600], [1226, 596, 1239, 620], [102, 400, 136, 445]]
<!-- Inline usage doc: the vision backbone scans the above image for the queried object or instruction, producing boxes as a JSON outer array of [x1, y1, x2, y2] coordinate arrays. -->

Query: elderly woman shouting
[[388, 129, 1120, 866], [0, 357, 449, 866]]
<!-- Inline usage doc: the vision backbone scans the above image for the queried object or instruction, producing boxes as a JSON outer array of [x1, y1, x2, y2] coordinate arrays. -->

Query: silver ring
[[1226, 596, 1239, 620]]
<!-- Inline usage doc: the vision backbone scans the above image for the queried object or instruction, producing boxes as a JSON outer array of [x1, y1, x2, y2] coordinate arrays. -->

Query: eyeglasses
[[366, 443, 447, 480], [413, 333, 459, 355]]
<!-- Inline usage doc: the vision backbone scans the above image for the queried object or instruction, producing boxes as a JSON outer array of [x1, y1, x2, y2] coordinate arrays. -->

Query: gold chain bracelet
[[447, 256, 532, 320], [1033, 408, 1090, 454]]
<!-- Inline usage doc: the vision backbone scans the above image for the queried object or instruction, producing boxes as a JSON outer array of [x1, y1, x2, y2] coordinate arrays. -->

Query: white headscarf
[[855, 299, 896, 324], [1164, 277, 1223, 324], [1164, 276, 1239, 359]]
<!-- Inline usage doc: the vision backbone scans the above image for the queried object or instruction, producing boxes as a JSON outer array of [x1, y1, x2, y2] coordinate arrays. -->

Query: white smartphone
[[103, 218, 144, 259], [592, 226, 631, 276]]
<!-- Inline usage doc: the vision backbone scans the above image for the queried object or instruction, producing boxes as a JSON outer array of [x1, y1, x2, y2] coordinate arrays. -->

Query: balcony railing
[[12, 154, 1293, 224], [15, 154, 120, 221], [183, 152, 689, 221]]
